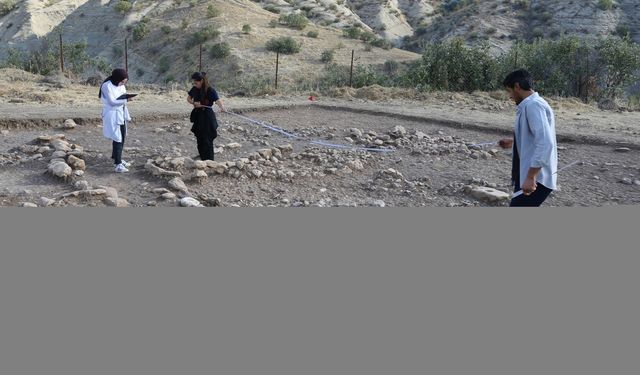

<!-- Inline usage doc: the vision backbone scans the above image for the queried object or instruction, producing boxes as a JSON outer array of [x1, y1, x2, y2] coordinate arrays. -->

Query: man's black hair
[[503, 69, 533, 91]]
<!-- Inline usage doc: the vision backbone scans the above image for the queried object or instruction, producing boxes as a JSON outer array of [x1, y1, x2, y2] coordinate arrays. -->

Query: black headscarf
[[98, 69, 128, 98]]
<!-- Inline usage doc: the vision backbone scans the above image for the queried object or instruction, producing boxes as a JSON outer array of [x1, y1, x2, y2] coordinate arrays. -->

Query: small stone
[[193, 160, 207, 169], [147, 201, 158, 206], [180, 197, 203, 207], [62, 119, 77, 129], [153, 188, 171, 194], [74, 180, 91, 190], [66, 155, 86, 170], [620, 178, 633, 185], [251, 169, 263, 178], [635, 180, 640, 186], [161, 192, 177, 200], [48, 161, 72, 179], [349, 128, 363, 137], [51, 150, 67, 159], [614, 147, 631, 153], [116, 198, 130, 208], [51, 139, 71, 152], [73, 170, 84, 177], [168, 177, 189, 192], [369, 199, 386, 207], [258, 149, 273, 159], [0, 130, 9, 136], [38, 197, 56, 207], [593, 176, 600, 180], [488, 149, 499, 156], [235, 159, 246, 170], [373, 139, 384, 146], [21, 202, 38, 208], [154, 128, 166, 133], [205, 160, 228, 174], [226, 142, 242, 149], [389, 125, 407, 138], [346, 160, 365, 171], [191, 170, 208, 181], [415, 131, 428, 140]]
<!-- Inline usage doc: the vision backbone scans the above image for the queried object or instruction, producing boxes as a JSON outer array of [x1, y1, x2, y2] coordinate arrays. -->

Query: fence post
[[349, 49, 354, 87], [199, 44, 203, 72], [275, 52, 279, 90], [59, 34, 64, 73], [124, 37, 128, 74]]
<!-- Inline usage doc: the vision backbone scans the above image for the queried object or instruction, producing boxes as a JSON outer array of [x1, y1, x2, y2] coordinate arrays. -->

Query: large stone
[[62, 119, 77, 129], [258, 149, 273, 160], [145, 162, 182, 177], [346, 160, 365, 171], [168, 177, 189, 193], [67, 155, 86, 171], [161, 192, 177, 200], [277, 144, 294, 156], [74, 180, 91, 191], [51, 139, 72, 152], [468, 186, 511, 203], [614, 147, 631, 153], [180, 197, 203, 207], [48, 161, 72, 179], [51, 150, 67, 159]]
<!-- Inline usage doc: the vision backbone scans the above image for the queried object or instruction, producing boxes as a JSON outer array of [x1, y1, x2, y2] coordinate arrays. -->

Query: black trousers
[[510, 183, 553, 207], [111, 125, 126, 165], [195, 131, 215, 161]]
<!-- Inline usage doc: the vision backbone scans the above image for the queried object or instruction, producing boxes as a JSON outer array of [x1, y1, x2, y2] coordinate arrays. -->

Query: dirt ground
[[1, 103, 638, 207]]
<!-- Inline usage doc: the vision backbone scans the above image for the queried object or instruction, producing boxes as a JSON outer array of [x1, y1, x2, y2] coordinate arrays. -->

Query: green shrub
[[132, 18, 150, 41], [207, 4, 220, 17], [210, 42, 231, 58], [114, 0, 132, 14], [242, 24, 252, 34], [279, 13, 309, 30], [161, 25, 172, 34], [266, 37, 301, 54], [187, 28, 220, 48], [307, 30, 319, 38], [320, 49, 335, 63], [598, 0, 614, 11], [0, 0, 18, 16]]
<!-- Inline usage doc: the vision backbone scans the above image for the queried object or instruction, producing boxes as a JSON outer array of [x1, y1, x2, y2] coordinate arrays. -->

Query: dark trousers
[[111, 125, 126, 165], [510, 183, 553, 207], [195, 132, 215, 161]]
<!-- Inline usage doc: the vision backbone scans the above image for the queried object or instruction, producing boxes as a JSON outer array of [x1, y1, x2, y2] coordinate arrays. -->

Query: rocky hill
[[1, 0, 639, 85]]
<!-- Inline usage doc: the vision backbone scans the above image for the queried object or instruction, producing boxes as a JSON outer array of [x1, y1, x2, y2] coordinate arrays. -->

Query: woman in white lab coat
[[99, 68, 132, 173]]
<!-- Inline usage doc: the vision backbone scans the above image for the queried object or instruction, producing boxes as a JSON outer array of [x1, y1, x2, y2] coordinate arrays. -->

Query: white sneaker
[[115, 164, 129, 173], [122, 160, 132, 168]]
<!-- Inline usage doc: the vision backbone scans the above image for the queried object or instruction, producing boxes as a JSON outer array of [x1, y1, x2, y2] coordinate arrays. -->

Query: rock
[[153, 128, 166, 134], [104, 197, 118, 207], [415, 131, 429, 140], [145, 162, 182, 177], [469, 186, 511, 202], [193, 160, 207, 170], [180, 197, 203, 207], [51, 150, 67, 159], [161, 192, 177, 200], [205, 160, 228, 174], [0, 130, 9, 136], [635, 180, 640, 186], [74, 180, 91, 190], [350, 128, 363, 137], [51, 139, 71, 152], [614, 147, 631, 153], [73, 170, 85, 177], [191, 170, 208, 181], [62, 189, 107, 198], [620, 178, 633, 185], [48, 161, 72, 179], [168, 177, 189, 193], [251, 169, 263, 178], [368, 199, 386, 207], [277, 144, 294, 155], [37, 146, 51, 154], [38, 197, 56, 207], [66, 155, 86, 170], [147, 201, 158, 206], [61, 119, 77, 129], [116, 198, 130, 207], [170, 157, 186, 168], [226, 142, 242, 149], [389, 125, 407, 138], [235, 159, 246, 170], [20, 145, 40, 154], [258, 148, 273, 159], [153, 188, 171, 194], [488, 149, 499, 156], [346, 160, 365, 171], [21, 202, 38, 208]]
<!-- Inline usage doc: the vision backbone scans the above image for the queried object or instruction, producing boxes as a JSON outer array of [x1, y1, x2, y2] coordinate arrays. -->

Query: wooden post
[[199, 44, 203, 72], [349, 50, 354, 87], [124, 37, 128, 73], [275, 52, 279, 90], [59, 34, 64, 73]]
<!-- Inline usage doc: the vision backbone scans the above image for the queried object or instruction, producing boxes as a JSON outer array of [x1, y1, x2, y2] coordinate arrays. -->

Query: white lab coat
[[101, 81, 131, 143]]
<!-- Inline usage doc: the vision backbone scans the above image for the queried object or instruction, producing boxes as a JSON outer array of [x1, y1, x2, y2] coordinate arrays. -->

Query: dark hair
[[503, 69, 533, 91], [98, 68, 128, 98], [191, 72, 211, 105]]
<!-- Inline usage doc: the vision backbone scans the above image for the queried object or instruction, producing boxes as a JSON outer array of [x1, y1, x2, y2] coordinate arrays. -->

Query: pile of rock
[[31, 135, 86, 180]]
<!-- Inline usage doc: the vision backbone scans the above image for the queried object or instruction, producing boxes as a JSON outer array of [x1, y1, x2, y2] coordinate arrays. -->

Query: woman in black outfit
[[187, 72, 226, 160]]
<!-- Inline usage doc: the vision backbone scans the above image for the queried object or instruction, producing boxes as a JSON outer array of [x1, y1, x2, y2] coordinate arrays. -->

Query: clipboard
[[117, 94, 138, 100]]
